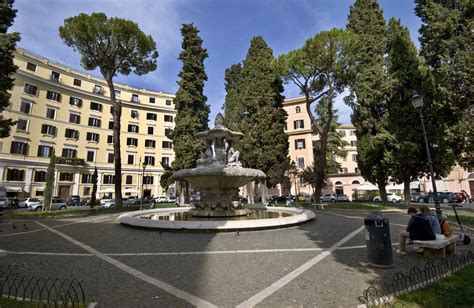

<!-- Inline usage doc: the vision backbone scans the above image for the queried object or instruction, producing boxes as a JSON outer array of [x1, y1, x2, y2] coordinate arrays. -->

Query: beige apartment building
[[283, 96, 474, 199], [0, 48, 175, 200]]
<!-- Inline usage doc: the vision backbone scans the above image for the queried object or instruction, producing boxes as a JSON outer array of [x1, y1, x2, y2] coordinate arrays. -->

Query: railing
[[359, 250, 473, 306], [0, 271, 86, 307], [55, 157, 85, 166]]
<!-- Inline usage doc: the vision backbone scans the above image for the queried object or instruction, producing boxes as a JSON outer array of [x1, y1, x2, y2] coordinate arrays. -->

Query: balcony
[[55, 157, 85, 166]]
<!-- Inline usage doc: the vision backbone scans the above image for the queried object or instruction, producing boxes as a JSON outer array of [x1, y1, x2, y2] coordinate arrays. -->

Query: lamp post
[[412, 93, 441, 219]]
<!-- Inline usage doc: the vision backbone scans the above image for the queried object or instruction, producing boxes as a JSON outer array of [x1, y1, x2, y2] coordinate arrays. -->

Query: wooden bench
[[413, 236, 457, 259], [312, 203, 326, 210]]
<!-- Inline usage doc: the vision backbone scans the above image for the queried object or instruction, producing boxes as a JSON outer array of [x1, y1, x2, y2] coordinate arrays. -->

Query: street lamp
[[412, 93, 441, 219]]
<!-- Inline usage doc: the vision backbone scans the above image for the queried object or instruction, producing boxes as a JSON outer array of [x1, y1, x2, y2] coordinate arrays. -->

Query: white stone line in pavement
[[53, 215, 112, 228], [107, 248, 325, 256], [35, 221, 217, 308], [8, 251, 93, 256], [0, 228, 45, 237], [236, 225, 365, 308]]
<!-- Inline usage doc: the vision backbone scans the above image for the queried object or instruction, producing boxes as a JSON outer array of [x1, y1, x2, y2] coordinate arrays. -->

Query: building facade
[[0, 48, 175, 199], [283, 96, 474, 199]]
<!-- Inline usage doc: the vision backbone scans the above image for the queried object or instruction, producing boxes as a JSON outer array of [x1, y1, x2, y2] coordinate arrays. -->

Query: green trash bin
[[364, 211, 394, 268]]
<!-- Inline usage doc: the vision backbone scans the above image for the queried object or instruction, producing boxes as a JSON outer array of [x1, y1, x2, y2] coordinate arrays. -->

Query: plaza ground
[[0, 208, 472, 307]]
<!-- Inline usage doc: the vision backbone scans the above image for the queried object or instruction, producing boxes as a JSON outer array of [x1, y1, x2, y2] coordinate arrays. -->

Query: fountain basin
[[117, 206, 315, 231]]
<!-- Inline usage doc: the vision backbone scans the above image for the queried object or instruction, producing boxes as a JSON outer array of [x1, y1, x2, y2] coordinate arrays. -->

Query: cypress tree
[[222, 63, 244, 131], [346, 0, 393, 203], [235, 37, 289, 187], [0, 0, 20, 137], [43, 149, 56, 212], [171, 24, 210, 171]]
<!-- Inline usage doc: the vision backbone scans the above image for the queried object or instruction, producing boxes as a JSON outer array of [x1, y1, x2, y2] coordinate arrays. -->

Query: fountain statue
[[171, 113, 266, 217]]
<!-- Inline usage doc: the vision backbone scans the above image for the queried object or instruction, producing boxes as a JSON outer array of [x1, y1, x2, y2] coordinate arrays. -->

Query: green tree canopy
[[170, 23, 210, 171], [222, 63, 244, 131], [277, 28, 351, 202], [59, 12, 158, 206], [0, 0, 20, 137]]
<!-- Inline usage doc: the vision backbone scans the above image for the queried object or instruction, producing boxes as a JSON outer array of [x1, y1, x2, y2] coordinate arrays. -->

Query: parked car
[[66, 195, 81, 206], [418, 192, 457, 204], [123, 196, 140, 206], [373, 193, 402, 203], [100, 199, 115, 208], [155, 196, 169, 203], [410, 192, 423, 202], [0, 198, 9, 208], [29, 198, 67, 211], [321, 194, 337, 202], [336, 194, 351, 202], [19, 198, 41, 208], [7, 197, 20, 208], [269, 195, 296, 205], [80, 196, 100, 206], [190, 194, 201, 202]]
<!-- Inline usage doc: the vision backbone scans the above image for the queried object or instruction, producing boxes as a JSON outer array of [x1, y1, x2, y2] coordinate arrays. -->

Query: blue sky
[[11, 0, 421, 124]]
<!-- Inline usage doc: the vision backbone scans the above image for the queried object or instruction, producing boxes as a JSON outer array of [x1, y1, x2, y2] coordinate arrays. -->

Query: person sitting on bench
[[397, 206, 436, 256]]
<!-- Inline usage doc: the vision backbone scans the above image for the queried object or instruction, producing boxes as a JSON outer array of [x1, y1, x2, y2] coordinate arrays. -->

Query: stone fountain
[[171, 113, 266, 217]]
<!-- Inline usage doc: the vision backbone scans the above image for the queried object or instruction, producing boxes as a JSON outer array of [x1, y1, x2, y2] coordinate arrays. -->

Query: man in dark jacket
[[397, 206, 436, 255]]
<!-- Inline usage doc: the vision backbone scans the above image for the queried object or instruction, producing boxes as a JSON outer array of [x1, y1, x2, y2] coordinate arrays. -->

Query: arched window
[[6, 169, 24, 181], [335, 181, 343, 186], [34, 171, 47, 182], [352, 180, 360, 185], [295, 106, 301, 113]]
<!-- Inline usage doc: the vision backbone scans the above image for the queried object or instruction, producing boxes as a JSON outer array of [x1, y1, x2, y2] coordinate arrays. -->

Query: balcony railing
[[55, 157, 85, 166]]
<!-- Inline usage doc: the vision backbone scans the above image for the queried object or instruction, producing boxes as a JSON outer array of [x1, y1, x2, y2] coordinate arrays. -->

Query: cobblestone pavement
[[0, 209, 472, 307]]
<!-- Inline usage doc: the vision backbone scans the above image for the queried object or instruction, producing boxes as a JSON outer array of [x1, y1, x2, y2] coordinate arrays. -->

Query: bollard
[[364, 211, 394, 268]]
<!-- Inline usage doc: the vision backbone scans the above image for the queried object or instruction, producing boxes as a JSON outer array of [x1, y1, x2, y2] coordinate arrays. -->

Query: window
[[149, 97, 155, 103], [145, 139, 156, 148], [108, 121, 114, 129], [110, 106, 114, 114], [83, 187, 91, 195], [34, 171, 47, 182], [352, 180, 360, 185], [294, 120, 304, 129], [37, 145, 53, 157], [350, 141, 357, 147], [73, 78, 82, 87], [20, 100, 32, 114], [127, 138, 138, 147], [147, 126, 154, 135], [69, 97, 82, 107], [131, 94, 139, 102], [114, 90, 121, 97], [164, 128, 172, 137], [342, 168, 348, 174], [352, 154, 358, 162], [143, 176, 154, 184], [161, 157, 170, 167], [50, 71, 60, 82], [350, 130, 357, 136], [126, 175, 133, 184], [130, 110, 139, 119], [46, 90, 61, 102], [26, 62, 37, 71], [164, 115, 173, 122], [24, 83, 37, 95], [294, 139, 306, 149], [107, 135, 113, 144], [107, 152, 114, 163], [146, 113, 157, 121], [62, 148, 77, 158], [338, 130, 346, 137], [82, 174, 92, 184], [16, 119, 28, 132], [41, 124, 57, 136], [103, 175, 115, 184], [86, 132, 100, 142], [295, 106, 301, 113], [59, 173, 74, 181], [90, 102, 103, 112], [69, 113, 81, 124], [86, 150, 95, 162], [93, 85, 103, 94], [162, 141, 172, 149], [128, 124, 139, 133], [88, 117, 101, 128], [65, 129, 79, 140], [342, 155, 347, 162], [355, 167, 359, 173], [297, 157, 305, 169], [6, 169, 24, 181], [144, 156, 155, 166], [165, 99, 172, 106], [127, 154, 135, 165], [284, 122, 287, 130], [46, 107, 57, 119], [11, 141, 27, 155]]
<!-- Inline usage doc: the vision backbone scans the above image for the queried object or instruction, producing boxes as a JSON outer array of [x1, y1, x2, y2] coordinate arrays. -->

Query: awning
[[35, 187, 45, 192], [6, 187, 22, 192], [124, 188, 139, 193], [354, 183, 379, 191], [98, 188, 114, 193]]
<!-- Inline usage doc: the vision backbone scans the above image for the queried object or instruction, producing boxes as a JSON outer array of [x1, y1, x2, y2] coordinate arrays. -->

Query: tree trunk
[[377, 169, 387, 204], [314, 132, 328, 203], [403, 179, 410, 206], [106, 78, 123, 207]]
